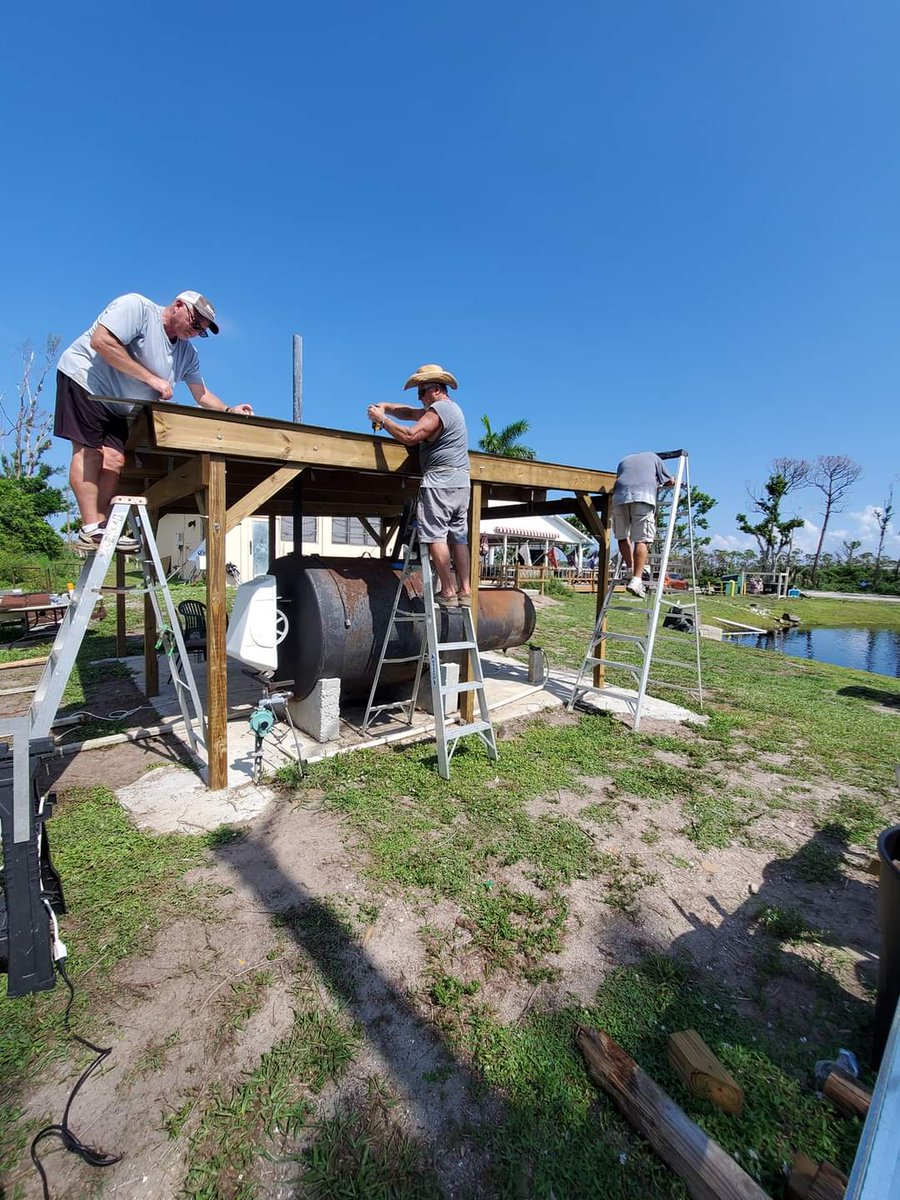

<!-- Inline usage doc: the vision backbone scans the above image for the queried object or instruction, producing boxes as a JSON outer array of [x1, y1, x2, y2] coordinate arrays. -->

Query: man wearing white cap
[[368, 364, 471, 608], [54, 291, 253, 551]]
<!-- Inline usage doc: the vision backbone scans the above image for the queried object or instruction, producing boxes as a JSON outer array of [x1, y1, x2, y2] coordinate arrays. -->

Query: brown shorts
[[53, 371, 129, 453]]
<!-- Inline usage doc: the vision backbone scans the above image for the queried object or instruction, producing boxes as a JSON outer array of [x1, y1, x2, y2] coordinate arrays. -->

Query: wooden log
[[787, 1154, 847, 1200], [823, 1069, 871, 1119], [808, 1162, 847, 1200], [575, 1024, 770, 1200], [0, 656, 49, 671], [786, 1153, 817, 1199], [667, 1029, 744, 1115]]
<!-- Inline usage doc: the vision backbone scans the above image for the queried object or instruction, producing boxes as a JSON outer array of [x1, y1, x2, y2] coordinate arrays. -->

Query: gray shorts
[[417, 487, 470, 544], [612, 501, 656, 544]]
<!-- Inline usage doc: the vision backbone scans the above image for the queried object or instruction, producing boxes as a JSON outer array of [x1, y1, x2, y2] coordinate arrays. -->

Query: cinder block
[[417, 662, 460, 716], [287, 677, 341, 743]]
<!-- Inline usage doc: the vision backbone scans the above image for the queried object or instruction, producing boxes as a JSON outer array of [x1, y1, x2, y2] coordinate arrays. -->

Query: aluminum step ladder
[[1, 497, 206, 997], [567, 450, 703, 730], [361, 518, 498, 779], [30, 497, 205, 750]]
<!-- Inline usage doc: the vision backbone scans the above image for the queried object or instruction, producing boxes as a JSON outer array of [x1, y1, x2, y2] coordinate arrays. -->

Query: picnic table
[[0, 598, 70, 639]]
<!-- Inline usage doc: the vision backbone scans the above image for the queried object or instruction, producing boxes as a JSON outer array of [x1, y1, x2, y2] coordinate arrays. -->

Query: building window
[[280, 516, 318, 545], [332, 517, 381, 547]]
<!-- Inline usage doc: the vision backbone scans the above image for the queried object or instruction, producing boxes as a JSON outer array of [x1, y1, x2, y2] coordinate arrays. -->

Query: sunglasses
[[186, 305, 208, 334], [417, 384, 438, 396]]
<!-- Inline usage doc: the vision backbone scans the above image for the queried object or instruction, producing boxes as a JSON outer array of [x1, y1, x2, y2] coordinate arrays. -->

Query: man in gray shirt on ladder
[[612, 451, 674, 599], [367, 364, 471, 609]]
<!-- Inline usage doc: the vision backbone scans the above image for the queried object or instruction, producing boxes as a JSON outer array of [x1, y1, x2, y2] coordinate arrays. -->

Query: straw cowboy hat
[[402, 363, 459, 391]]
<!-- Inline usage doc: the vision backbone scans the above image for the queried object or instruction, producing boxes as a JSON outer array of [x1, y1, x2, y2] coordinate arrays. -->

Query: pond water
[[745, 626, 900, 678]]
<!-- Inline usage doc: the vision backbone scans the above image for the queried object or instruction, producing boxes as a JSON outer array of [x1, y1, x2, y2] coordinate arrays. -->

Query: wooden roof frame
[[121, 404, 617, 788]]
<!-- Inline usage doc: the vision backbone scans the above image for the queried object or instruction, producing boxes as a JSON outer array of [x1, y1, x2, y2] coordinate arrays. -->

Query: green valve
[[249, 706, 276, 737]]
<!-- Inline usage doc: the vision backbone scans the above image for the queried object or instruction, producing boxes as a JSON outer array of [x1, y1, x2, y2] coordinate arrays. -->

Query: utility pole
[[292, 334, 303, 423]]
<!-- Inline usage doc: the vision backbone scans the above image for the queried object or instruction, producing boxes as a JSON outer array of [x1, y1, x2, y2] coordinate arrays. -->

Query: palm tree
[[478, 416, 536, 460]]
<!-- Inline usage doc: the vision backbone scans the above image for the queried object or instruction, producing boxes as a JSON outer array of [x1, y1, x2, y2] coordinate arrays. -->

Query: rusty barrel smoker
[[271, 554, 535, 701]]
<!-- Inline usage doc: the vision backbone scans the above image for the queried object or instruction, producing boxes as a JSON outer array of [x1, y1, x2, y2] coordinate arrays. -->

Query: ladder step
[[592, 632, 646, 646], [382, 654, 425, 665], [366, 701, 414, 717], [650, 656, 697, 671], [445, 719, 493, 741], [436, 640, 477, 653], [607, 603, 653, 615], [585, 657, 641, 672], [394, 613, 426, 623], [443, 680, 483, 695]]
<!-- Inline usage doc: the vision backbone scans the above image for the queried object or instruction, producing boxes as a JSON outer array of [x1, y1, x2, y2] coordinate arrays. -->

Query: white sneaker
[[625, 576, 646, 599]]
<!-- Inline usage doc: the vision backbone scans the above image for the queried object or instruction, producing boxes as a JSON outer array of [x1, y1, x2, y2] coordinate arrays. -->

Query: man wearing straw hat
[[367, 364, 471, 609]]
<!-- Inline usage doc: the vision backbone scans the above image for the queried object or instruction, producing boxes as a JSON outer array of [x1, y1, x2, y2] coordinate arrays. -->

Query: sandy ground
[[2, 654, 882, 1199]]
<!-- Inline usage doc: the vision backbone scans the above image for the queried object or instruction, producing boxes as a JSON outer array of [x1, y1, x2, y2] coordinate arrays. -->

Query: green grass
[[0, 788, 208, 1178], [5, 581, 899, 1197], [182, 1002, 359, 1200], [466, 956, 862, 1200], [754, 904, 818, 943], [297, 1077, 443, 1200]]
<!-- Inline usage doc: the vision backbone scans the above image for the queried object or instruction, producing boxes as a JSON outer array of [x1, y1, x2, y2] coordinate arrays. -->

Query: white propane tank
[[225, 575, 286, 673]]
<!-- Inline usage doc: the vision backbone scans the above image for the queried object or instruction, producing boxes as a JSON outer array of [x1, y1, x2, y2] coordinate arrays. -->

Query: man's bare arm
[[380, 402, 426, 420], [187, 381, 253, 415], [90, 324, 174, 399], [371, 407, 441, 448]]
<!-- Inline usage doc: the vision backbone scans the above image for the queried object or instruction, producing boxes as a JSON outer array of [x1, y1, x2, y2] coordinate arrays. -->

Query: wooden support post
[[206, 456, 228, 791], [115, 555, 127, 659], [823, 1069, 871, 1119], [592, 494, 611, 689], [667, 1029, 744, 1115], [460, 482, 482, 723], [576, 1024, 770, 1200]]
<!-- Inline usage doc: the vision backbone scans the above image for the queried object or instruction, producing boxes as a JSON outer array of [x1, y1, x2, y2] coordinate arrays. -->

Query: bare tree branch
[[809, 455, 863, 582]]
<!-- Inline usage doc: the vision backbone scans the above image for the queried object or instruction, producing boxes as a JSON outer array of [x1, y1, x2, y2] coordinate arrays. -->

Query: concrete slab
[[117, 650, 703, 834]]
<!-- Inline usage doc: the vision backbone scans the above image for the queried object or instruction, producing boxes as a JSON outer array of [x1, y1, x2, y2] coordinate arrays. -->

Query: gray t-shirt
[[612, 452, 671, 506], [57, 293, 204, 415], [419, 399, 470, 489]]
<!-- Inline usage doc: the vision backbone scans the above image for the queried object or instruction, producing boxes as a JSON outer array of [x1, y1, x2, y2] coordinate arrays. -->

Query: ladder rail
[[567, 451, 704, 728], [29, 500, 205, 753], [361, 517, 497, 778]]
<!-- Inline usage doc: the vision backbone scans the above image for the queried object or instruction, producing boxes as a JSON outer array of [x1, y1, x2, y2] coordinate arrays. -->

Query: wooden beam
[[224, 466, 302, 533], [480, 495, 606, 520], [574, 491, 606, 540], [144, 457, 205, 513], [206, 456, 228, 791], [460, 482, 482, 724], [143, 408, 613, 494], [576, 1025, 770, 1200]]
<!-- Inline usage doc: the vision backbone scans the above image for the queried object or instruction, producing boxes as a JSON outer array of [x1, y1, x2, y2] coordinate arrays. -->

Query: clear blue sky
[[1, 1, 897, 557]]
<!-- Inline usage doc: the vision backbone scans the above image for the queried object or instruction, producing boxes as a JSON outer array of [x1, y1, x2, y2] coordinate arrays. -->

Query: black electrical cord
[[30, 959, 122, 1199]]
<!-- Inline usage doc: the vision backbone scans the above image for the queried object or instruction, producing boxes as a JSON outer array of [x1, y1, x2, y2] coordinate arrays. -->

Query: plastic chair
[[177, 599, 207, 662]]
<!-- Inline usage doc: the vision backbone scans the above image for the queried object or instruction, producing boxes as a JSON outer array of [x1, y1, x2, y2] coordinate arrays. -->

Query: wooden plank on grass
[[576, 1024, 770, 1200], [823, 1069, 871, 1119], [0, 656, 49, 671], [667, 1029, 744, 1115]]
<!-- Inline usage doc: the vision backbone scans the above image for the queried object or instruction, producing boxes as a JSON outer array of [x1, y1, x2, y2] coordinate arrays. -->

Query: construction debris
[[667, 1028, 744, 1115], [575, 1024, 770, 1200]]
